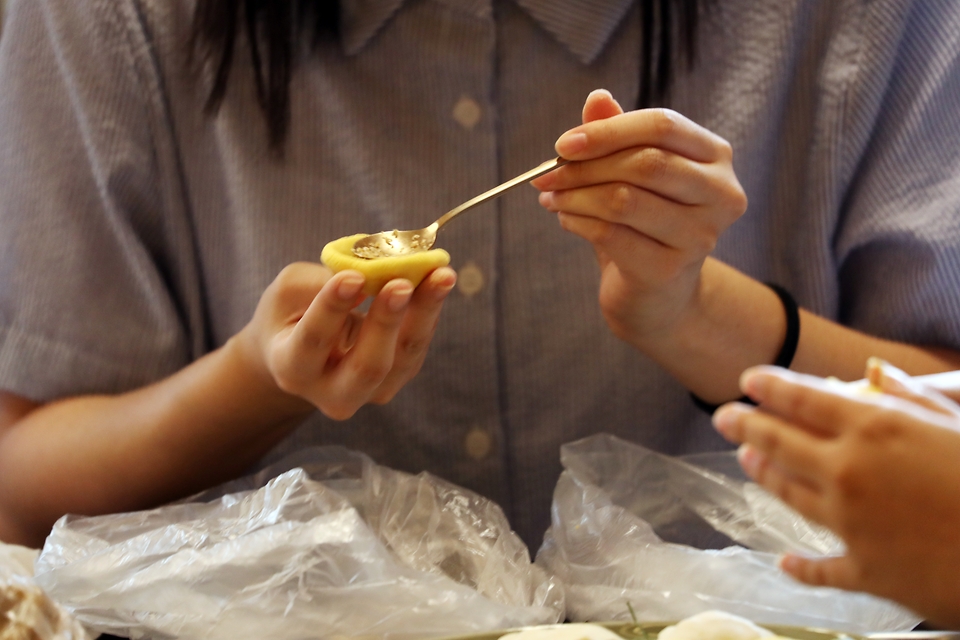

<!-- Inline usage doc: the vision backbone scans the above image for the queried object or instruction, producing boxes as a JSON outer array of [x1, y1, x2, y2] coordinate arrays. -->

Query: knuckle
[[565, 159, 588, 182], [632, 147, 671, 182], [649, 249, 685, 281], [831, 458, 868, 501], [397, 335, 430, 359], [857, 412, 902, 442], [587, 219, 617, 244], [347, 359, 391, 387], [804, 561, 830, 587], [715, 137, 734, 162], [274, 262, 310, 289], [688, 226, 718, 256], [371, 304, 406, 327], [754, 459, 779, 494], [297, 323, 336, 352], [271, 368, 304, 397], [650, 108, 679, 139], [607, 184, 638, 223], [370, 387, 401, 405], [753, 424, 782, 456], [783, 385, 813, 420], [320, 401, 359, 421], [723, 184, 749, 217]]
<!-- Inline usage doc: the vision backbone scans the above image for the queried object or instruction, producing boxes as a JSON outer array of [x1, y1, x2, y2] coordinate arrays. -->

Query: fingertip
[[431, 266, 457, 288], [539, 191, 557, 210], [556, 131, 588, 157], [736, 443, 764, 478], [739, 365, 785, 401], [556, 211, 574, 231], [334, 270, 365, 301], [780, 554, 850, 590], [583, 88, 624, 121], [712, 402, 749, 439], [779, 553, 804, 579], [530, 176, 548, 191], [872, 358, 912, 392], [739, 366, 764, 397], [379, 278, 414, 312], [424, 267, 457, 300]]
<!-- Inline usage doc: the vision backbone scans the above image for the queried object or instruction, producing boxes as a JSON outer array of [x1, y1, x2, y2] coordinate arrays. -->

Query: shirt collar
[[340, 0, 636, 65]]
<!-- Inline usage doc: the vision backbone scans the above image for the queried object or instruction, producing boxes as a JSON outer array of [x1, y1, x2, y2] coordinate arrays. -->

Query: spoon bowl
[[352, 156, 566, 259]]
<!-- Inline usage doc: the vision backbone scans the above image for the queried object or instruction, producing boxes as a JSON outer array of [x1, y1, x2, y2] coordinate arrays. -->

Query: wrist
[[629, 259, 796, 404], [223, 329, 314, 421], [691, 281, 800, 414], [625, 261, 714, 356]]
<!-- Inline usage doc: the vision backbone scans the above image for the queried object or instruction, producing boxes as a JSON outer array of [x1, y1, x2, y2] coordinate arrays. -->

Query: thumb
[[780, 553, 859, 592], [583, 89, 624, 123]]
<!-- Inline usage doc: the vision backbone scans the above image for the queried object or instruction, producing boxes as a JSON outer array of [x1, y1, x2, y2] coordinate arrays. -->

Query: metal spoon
[[352, 156, 567, 259]]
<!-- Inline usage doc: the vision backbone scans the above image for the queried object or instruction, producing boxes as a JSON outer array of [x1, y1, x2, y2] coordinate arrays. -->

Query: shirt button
[[464, 426, 494, 461], [457, 261, 485, 297], [452, 95, 482, 130]]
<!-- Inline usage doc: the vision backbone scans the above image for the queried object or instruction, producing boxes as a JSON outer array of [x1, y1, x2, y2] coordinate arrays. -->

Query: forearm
[[640, 258, 960, 404], [0, 336, 310, 547]]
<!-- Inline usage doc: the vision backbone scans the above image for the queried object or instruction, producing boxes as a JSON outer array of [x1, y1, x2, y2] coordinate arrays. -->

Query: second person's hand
[[712, 365, 960, 627]]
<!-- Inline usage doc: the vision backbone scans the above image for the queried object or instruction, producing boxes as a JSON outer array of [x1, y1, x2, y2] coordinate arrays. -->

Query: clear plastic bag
[[0, 542, 90, 640], [34, 447, 563, 640], [534, 434, 920, 634]]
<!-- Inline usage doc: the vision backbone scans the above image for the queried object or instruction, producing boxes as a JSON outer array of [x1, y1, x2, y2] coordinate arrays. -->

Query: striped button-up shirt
[[1, 0, 960, 548]]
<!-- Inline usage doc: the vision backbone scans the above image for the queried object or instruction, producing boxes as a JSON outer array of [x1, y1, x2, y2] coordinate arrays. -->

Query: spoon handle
[[434, 156, 567, 230]]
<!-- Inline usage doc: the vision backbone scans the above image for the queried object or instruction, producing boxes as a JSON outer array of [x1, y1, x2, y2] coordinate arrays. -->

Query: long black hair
[[191, 0, 709, 150]]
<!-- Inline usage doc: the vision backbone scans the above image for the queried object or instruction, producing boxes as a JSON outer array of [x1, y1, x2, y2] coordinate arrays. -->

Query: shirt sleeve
[[0, 0, 196, 401], [834, 0, 960, 349]]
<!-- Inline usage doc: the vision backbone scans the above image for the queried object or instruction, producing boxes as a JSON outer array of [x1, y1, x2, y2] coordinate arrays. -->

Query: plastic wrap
[[535, 434, 920, 634], [0, 542, 89, 640], [34, 447, 563, 640]]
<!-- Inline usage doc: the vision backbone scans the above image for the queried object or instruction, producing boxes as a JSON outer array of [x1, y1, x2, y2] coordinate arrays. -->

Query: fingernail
[[387, 283, 413, 312], [865, 357, 885, 390], [531, 172, 556, 190], [740, 368, 769, 401], [424, 269, 456, 301], [779, 553, 801, 575], [338, 273, 365, 300], [433, 271, 457, 298], [737, 443, 761, 477], [538, 191, 556, 209], [556, 131, 587, 156], [712, 404, 737, 435]]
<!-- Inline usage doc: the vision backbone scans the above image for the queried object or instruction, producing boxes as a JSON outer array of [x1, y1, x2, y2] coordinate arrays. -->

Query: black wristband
[[690, 282, 801, 415], [765, 283, 800, 368]]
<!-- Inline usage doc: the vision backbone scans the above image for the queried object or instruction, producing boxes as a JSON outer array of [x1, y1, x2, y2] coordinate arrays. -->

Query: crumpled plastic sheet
[[0, 542, 90, 640], [33, 447, 564, 640], [534, 434, 921, 634]]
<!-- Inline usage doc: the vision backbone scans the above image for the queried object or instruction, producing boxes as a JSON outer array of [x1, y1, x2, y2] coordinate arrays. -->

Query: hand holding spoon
[[352, 156, 567, 259]]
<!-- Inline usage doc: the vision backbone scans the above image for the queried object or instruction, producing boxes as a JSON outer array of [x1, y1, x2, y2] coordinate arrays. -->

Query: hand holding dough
[[321, 234, 451, 296]]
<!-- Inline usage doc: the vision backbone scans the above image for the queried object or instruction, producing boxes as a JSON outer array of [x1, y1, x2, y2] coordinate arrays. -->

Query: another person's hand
[[531, 89, 747, 346], [874, 360, 960, 414], [236, 263, 456, 420], [713, 365, 960, 627]]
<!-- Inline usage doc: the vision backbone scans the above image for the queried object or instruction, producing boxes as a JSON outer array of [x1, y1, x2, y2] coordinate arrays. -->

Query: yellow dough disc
[[321, 233, 451, 296]]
